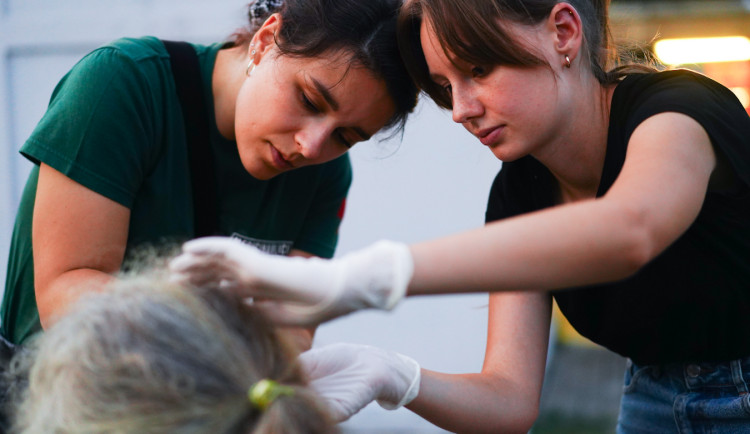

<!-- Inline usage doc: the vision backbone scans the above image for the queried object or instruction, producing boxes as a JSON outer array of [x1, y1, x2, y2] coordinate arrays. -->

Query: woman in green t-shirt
[[0, 0, 418, 347]]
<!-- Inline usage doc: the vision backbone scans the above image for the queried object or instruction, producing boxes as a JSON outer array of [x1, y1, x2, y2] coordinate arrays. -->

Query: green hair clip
[[248, 379, 295, 410]]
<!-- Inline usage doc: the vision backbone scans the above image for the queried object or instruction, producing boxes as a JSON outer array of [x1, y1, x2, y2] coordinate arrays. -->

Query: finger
[[168, 253, 209, 272], [320, 399, 351, 422], [254, 300, 323, 327], [182, 236, 248, 255], [170, 253, 237, 280]]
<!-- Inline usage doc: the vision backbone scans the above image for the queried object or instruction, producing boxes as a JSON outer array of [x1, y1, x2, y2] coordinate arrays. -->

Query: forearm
[[37, 268, 115, 328], [407, 369, 538, 434], [409, 199, 650, 295]]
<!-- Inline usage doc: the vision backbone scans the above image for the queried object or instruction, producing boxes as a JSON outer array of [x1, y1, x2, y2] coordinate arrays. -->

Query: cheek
[[233, 85, 254, 138]]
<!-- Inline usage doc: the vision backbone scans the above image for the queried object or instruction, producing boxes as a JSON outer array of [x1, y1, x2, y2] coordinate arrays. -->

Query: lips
[[269, 144, 294, 170], [476, 125, 505, 147]]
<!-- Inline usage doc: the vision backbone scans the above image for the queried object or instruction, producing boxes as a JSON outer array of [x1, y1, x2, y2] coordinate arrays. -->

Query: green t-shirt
[[1, 37, 351, 344]]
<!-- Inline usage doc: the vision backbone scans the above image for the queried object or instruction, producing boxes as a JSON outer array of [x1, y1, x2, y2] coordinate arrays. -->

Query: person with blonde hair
[[7, 272, 335, 433]]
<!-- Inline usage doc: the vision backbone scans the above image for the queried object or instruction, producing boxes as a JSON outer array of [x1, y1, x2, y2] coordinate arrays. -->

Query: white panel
[[0, 50, 12, 301], [4, 1, 245, 46]]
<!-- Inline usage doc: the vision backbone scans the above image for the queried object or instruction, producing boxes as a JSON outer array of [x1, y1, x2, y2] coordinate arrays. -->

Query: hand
[[168, 237, 414, 325], [299, 343, 421, 421]]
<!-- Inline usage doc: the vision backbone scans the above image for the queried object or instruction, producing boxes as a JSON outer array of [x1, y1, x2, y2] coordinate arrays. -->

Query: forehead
[[419, 18, 462, 75]]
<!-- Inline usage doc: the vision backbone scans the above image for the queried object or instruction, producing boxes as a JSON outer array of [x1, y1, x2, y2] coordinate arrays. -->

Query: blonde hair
[[8, 271, 334, 433]]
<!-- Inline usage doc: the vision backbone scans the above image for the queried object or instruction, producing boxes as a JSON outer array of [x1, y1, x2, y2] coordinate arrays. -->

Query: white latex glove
[[168, 237, 413, 325], [299, 343, 421, 421]]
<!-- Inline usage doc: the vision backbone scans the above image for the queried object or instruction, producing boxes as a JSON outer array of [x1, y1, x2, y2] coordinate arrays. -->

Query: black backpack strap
[[161, 40, 219, 237]]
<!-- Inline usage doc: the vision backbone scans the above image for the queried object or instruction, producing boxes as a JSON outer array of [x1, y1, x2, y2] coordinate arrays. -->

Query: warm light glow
[[654, 36, 750, 65], [731, 87, 750, 108]]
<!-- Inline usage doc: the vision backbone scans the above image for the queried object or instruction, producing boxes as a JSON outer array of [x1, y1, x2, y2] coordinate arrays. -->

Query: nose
[[295, 122, 329, 160], [451, 84, 483, 124]]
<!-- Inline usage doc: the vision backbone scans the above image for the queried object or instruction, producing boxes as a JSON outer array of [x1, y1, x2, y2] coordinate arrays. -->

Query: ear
[[249, 13, 281, 64], [547, 3, 583, 65]]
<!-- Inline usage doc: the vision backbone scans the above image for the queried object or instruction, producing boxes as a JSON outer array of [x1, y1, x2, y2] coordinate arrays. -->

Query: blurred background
[[0, 1, 748, 432]]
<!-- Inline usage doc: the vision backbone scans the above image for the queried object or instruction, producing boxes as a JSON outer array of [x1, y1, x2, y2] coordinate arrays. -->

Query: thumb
[[253, 300, 324, 327]]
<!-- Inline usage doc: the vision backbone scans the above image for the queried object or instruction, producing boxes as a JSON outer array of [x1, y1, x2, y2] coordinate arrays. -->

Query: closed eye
[[471, 65, 491, 77], [337, 131, 353, 148], [301, 92, 320, 113]]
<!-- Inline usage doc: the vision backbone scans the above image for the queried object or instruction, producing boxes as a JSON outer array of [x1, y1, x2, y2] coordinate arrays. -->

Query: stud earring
[[564, 55, 571, 68]]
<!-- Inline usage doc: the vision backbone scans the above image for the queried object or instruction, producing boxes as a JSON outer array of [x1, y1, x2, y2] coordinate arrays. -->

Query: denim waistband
[[631, 356, 750, 395]]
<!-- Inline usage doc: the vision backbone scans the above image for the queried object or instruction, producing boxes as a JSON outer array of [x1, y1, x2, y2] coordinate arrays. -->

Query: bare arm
[[409, 113, 716, 295], [33, 163, 130, 328], [407, 292, 552, 433]]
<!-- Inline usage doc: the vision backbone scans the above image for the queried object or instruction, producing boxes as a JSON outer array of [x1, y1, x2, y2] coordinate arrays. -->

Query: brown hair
[[233, 0, 419, 133], [9, 272, 336, 433], [397, 0, 654, 109]]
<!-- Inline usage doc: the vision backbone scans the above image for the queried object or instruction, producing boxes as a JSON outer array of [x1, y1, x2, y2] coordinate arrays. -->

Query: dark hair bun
[[249, 0, 284, 29]]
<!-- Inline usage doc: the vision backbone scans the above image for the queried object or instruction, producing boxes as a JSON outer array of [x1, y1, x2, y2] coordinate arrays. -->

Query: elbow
[[492, 405, 538, 434], [35, 281, 59, 330], [612, 207, 661, 279], [506, 397, 541, 434], [465, 390, 540, 434]]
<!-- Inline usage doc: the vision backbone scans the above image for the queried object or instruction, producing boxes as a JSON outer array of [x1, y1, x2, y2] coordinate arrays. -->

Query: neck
[[212, 45, 247, 140], [535, 81, 616, 203]]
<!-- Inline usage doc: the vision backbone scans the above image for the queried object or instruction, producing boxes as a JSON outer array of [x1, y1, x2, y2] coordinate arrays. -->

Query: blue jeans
[[617, 357, 750, 433]]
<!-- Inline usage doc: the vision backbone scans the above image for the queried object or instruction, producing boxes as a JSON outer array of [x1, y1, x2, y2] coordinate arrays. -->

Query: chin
[[241, 161, 279, 181], [250, 168, 281, 181], [490, 143, 527, 163]]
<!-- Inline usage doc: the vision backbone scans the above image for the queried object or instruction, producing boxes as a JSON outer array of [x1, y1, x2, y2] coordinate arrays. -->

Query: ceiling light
[[654, 36, 750, 65]]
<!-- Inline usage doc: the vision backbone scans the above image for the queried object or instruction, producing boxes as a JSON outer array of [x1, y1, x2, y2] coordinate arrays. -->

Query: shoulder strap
[[161, 40, 219, 237]]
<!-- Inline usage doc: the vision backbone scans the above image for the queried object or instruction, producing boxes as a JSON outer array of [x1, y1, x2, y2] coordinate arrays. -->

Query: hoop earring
[[564, 55, 571, 68]]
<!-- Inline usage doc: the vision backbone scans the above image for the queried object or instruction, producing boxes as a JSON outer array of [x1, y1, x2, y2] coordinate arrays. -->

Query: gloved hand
[[299, 343, 421, 421], [168, 237, 414, 325]]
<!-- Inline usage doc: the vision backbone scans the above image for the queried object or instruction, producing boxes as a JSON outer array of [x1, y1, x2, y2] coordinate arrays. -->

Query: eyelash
[[302, 91, 353, 148], [337, 132, 352, 148], [301, 92, 319, 113], [471, 65, 487, 77]]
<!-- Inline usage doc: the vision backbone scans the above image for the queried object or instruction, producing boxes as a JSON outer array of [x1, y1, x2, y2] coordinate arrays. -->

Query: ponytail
[[252, 385, 334, 434]]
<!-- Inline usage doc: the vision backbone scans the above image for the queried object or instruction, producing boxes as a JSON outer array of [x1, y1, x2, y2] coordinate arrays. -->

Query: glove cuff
[[265, 241, 413, 324], [376, 353, 421, 410], [346, 240, 413, 311], [376, 240, 413, 311]]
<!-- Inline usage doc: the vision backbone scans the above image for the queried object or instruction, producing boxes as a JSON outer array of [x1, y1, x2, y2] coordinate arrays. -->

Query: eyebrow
[[311, 77, 372, 142], [311, 78, 340, 111]]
